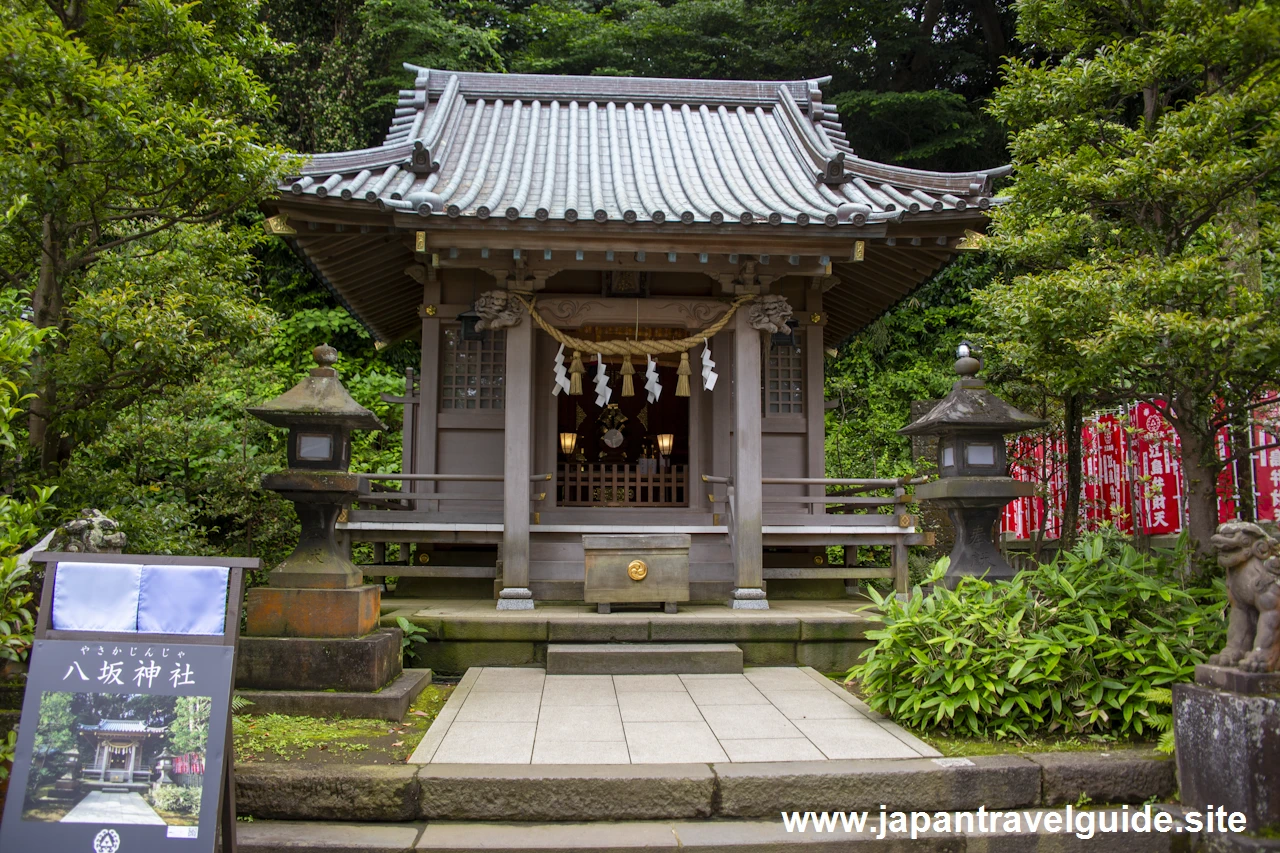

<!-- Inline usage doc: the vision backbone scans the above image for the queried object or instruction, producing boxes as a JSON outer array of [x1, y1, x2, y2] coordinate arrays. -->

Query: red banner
[[999, 400, 1278, 540]]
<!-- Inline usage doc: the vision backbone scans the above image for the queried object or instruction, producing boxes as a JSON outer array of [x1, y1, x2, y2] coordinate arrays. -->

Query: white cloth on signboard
[[138, 565, 229, 635], [52, 562, 142, 632]]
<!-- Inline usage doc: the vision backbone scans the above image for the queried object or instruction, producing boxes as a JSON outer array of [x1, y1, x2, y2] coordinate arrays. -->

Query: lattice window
[[441, 328, 505, 409], [765, 343, 804, 415]]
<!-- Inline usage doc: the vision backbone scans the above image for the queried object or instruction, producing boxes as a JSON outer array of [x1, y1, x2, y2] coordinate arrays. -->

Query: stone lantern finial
[[312, 343, 339, 371]]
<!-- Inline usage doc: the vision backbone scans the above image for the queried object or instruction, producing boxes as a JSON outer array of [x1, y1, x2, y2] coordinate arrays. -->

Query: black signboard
[[1, 553, 257, 853]]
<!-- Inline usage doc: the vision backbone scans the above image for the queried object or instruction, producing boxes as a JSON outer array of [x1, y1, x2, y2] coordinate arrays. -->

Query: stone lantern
[[245, 344, 387, 634], [154, 747, 175, 785], [236, 346, 429, 720], [899, 344, 1045, 587]]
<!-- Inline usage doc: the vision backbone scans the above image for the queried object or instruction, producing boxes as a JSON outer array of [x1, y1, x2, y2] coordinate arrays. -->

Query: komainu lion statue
[[1208, 521, 1280, 673], [474, 290, 523, 331], [747, 294, 792, 334]]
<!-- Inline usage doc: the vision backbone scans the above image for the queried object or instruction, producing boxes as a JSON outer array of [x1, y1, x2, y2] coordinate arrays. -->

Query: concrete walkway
[[410, 666, 939, 764], [61, 791, 167, 825]]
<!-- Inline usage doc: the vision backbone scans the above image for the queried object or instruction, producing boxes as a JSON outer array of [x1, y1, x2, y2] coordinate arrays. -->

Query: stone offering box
[[583, 534, 690, 614]]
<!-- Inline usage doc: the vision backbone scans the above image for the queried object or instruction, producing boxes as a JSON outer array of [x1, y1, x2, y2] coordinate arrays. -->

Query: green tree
[[501, 0, 1015, 169], [257, 0, 504, 152], [27, 691, 75, 794], [0, 0, 292, 471], [168, 696, 211, 757], [976, 0, 1280, 559]]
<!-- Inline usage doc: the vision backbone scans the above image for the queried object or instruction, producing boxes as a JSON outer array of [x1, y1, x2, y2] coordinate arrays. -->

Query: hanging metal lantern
[[456, 306, 483, 341], [770, 320, 798, 347]]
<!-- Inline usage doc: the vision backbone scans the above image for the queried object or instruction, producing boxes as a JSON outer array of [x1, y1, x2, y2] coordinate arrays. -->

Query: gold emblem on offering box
[[627, 560, 648, 581]]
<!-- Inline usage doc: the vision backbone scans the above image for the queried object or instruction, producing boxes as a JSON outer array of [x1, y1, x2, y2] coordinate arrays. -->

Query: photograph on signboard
[[21, 690, 212, 827]]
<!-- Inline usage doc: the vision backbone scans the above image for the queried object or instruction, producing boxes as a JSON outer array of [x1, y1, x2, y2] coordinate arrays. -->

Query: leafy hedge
[[849, 536, 1227, 739]]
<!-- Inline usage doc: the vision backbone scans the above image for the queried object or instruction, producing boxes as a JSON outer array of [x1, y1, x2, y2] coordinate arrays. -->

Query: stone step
[[236, 815, 1180, 853], [235, 751, 1177, 825], [546, 642, 742, 674]]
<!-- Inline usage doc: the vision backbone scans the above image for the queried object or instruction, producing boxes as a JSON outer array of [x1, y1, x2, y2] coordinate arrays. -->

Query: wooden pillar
[[416, 269, 442, 511], [498, 308, 535, 610], [804, 287, 825, 516], [730, 308, 767, 608]]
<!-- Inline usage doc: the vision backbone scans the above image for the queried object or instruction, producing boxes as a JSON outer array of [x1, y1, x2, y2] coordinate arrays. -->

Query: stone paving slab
[[411, 666, 939, 765], [61, 791, 166, 825]]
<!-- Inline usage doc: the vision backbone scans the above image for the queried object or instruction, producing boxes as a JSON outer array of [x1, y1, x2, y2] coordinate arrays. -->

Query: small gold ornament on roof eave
[[956, 230, 986, 251], [264, 214, 297, 236]]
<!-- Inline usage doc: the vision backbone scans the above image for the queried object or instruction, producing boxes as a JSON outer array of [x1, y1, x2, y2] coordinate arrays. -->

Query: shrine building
[[263, 66, 1004, 610]]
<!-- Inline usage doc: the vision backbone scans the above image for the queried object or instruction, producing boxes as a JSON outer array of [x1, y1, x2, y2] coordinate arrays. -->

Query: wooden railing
[[558, 464, 688, 506], [355, 473, 551, 513], [83, 768, 151, 784], [703, 475, 930, 594]]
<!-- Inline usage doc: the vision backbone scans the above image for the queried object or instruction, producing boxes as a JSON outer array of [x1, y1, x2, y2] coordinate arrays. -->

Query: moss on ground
[[920, 733, 1158, 757], [233, 683, 453, 764]]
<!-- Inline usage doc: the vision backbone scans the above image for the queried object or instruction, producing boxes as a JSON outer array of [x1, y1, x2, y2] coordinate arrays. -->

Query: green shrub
[[849, 535, 1227, 739], [150, 782, 202, 814]]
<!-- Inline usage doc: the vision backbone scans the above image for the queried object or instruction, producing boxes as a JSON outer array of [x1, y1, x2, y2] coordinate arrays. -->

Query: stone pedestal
[[1174, 669, 1280, 833], [245, 584, 381, 638], [237, 628, 402, 692], [914, 477, 1035, 588], [262, 472, 364, 589]]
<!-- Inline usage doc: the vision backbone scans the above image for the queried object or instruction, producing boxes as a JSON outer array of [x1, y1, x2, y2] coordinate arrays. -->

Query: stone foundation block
[[738, 641, 797, 666], [1175, 681, 1280, 831], [648, 617, 800, 642], [1028, 748, 1176, 806], [799, 617, 877, 642], [235, 764, 421, 822], [547, 617, 649, 643], [441, 617, 548, 642], [236, 669, 432, 721], [796, 641, 871, 673], [546, 643, 741, 675], [246, 584, 380, 638], [236, 628, 401, 692], [418, 641, 539, 675]]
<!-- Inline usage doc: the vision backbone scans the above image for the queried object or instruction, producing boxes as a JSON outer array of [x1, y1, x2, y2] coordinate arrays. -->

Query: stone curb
[[1026, 748, 1176, 807], [236, 812, 1185, 852], [235, 749, 1176, 824], [237, 821, 422, 853], [235, 764, 421, 822], [713, 756, 1041, 818], [418, 763, 717, 821]]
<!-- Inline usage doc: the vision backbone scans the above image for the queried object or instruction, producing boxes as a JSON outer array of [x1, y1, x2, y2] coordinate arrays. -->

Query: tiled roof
[[82, 719, 166, 734], [281, 66, 1005, 228]]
